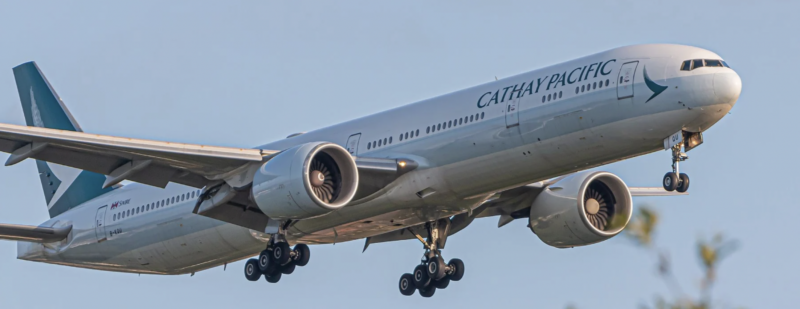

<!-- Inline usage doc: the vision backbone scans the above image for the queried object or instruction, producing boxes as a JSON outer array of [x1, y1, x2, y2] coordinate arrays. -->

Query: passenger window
[[367, 143, 371, 149], [605, 79, 609, 87], [415, 129, 419, 136], [383, 138, 387, 145], [547, 94, 551, 101], [692, 59, 704, 69], [389, 137, 392, 144], [681, 60, 692, 71], [136, 208, 139, 214], [575, 87, 579, 94], [559, 91, 563, 98], [437, 124, 441, 131], [448, 121, 452, 128], [426, 127, 430, 134], [146, 204, 149, 211], [470, 115, 474, 122], [405, 132, 409, 139], [113, 214, 117, 221], [481, 112, 485, 119], [475, 113, 480, 120], [378, 140, 382, 147], [541, 96, 545, 103], [399, 134, 403, 141], [593, 82, 597, 89], [619, 76, 623, 84], [705, 59, 723, 67], [598, 81, 603, 88]]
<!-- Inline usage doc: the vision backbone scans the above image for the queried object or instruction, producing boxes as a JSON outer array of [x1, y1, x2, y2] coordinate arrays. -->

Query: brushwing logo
[[29, 87, 44, 127], [643, 66, 668, 103]]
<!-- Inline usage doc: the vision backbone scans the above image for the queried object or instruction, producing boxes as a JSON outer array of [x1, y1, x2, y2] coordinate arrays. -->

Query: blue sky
[[0, 1, 796, 308]]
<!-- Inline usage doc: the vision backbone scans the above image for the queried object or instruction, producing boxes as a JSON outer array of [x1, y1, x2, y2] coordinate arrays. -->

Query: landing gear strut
[[663, 143, 690, 193], [243, 233, 311, 284], [398, 219, 465, 297]]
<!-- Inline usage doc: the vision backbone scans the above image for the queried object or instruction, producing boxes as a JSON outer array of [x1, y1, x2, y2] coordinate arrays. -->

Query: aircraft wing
[[0, 223, 71, 243], [0, 123, 275, 188]]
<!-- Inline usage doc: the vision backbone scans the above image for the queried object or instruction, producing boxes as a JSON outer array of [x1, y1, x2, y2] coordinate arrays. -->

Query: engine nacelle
[[252, 142, 358, 220], [529, 171, 633, 248]]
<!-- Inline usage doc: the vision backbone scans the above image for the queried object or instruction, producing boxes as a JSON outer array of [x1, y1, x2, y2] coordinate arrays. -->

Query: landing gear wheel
[[447, 258, 465, 281], [293, 244, 310, 267], [663, 172, 678, 192], [676, 173, 690, 193], [264, 271, 282, 283], [413, 264, 431, 288], [280, 262, 296, 275], [432, 277, 450, 289], [273, 242, 291, 265], [427, 256, 447, 280], [399, 273, 416, 296], [257, 250, 274, 273], [244, 258, 261, 281], [418, 286, 436, 298]]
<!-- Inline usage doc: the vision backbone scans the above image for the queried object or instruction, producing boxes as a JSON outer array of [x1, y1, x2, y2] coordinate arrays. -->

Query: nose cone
[[714, 71, 742, 106]]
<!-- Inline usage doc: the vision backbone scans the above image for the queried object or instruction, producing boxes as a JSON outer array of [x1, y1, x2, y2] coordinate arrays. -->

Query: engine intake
[[252, 142, 358, 220], [529, 171, 632, 248]]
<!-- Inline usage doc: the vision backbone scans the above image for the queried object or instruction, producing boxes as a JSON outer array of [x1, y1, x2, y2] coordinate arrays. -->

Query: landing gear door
[[505, 97, 520, 128], [94, 206, 108, 243], [345, 133, 361, 155], [617, 61, 639, 99]]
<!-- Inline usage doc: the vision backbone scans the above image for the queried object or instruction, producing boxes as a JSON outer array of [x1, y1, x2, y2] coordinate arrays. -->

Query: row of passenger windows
[[367, 112, 487, 150], [577, 79, 611, 95], [542, 91, 563, 103], [680, 59, 730, 71], [426, 112, 485, 134], [112, 189, 203, 222]]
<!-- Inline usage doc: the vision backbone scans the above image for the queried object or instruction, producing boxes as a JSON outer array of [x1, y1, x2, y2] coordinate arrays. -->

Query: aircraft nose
[[713, 71, 742, 106]]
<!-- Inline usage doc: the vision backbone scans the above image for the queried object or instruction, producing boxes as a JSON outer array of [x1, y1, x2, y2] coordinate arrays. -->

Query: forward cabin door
[[505, 96, 520, 127], [617, 61, 639, 99], [345, 133, 361, 155], [94, 206, 108, 243]]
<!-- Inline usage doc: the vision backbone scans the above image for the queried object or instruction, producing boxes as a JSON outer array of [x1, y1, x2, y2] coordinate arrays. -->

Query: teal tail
[[12, 62, 115, 218]]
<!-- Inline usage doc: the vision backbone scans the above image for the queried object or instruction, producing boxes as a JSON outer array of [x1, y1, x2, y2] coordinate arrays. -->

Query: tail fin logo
[[29, 87, 44, 128], [643, 66, 668, 103]]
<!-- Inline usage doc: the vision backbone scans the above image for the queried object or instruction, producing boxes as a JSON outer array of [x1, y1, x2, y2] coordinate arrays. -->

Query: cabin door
[[94, 206, 108, 243], [617, 61, 639, 99]]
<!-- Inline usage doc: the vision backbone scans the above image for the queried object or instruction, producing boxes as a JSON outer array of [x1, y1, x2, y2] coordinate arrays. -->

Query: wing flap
[[0, 223, 71, 243], [0, 123, 276, 188]]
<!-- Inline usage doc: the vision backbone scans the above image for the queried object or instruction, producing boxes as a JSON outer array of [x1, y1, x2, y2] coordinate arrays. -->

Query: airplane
[[0, 44, 740, 298]]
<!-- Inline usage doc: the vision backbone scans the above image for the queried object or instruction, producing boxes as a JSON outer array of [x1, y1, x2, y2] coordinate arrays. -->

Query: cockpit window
[[680, 60, 692, 71], [705, 59, 723, 67], [680, 59, 729, 71]]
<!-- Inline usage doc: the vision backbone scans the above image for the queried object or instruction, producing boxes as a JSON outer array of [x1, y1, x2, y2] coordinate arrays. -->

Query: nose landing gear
[[397, 219, 465, 297], [663, 143, 690, 193], [243, 234, 311, 284]]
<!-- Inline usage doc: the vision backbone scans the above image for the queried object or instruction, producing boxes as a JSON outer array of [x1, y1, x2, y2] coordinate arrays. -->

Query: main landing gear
[[398, 219, 465, 298], [244, 235, 310, 283], [663, 143, 690, 193]]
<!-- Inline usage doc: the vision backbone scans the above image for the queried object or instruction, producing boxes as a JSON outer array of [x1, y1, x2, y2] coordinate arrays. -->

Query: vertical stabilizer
[[12, 62, 114, 217]]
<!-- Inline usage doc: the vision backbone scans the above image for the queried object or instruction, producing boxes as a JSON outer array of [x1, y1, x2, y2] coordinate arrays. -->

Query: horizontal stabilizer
[[0, 223, 71, 243]]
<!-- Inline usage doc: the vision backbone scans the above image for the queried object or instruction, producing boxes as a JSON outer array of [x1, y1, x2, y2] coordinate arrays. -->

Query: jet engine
[[529, 171, 633, 248], [252, 142, 358, 220]]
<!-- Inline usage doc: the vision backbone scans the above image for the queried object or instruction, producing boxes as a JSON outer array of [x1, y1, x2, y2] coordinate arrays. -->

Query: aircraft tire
[[663, 172, 678, 191], [265, 271, 282, 283], [293, 244, 310, 267], [280, 262, 296, 275], [413, 264, 431, 288], [244, 259, 262, 281], [273, 242, 291, 265], [399, 273, 416, 296], [258, 250, 274, 273], [447, 259, 465, 281], [418, 286, 436, 298], [677, 173, 690, 193], [427, 256, 447, 281]]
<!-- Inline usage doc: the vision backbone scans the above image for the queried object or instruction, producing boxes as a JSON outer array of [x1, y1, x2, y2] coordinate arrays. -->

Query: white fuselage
[[18, 44, 741, 275]]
